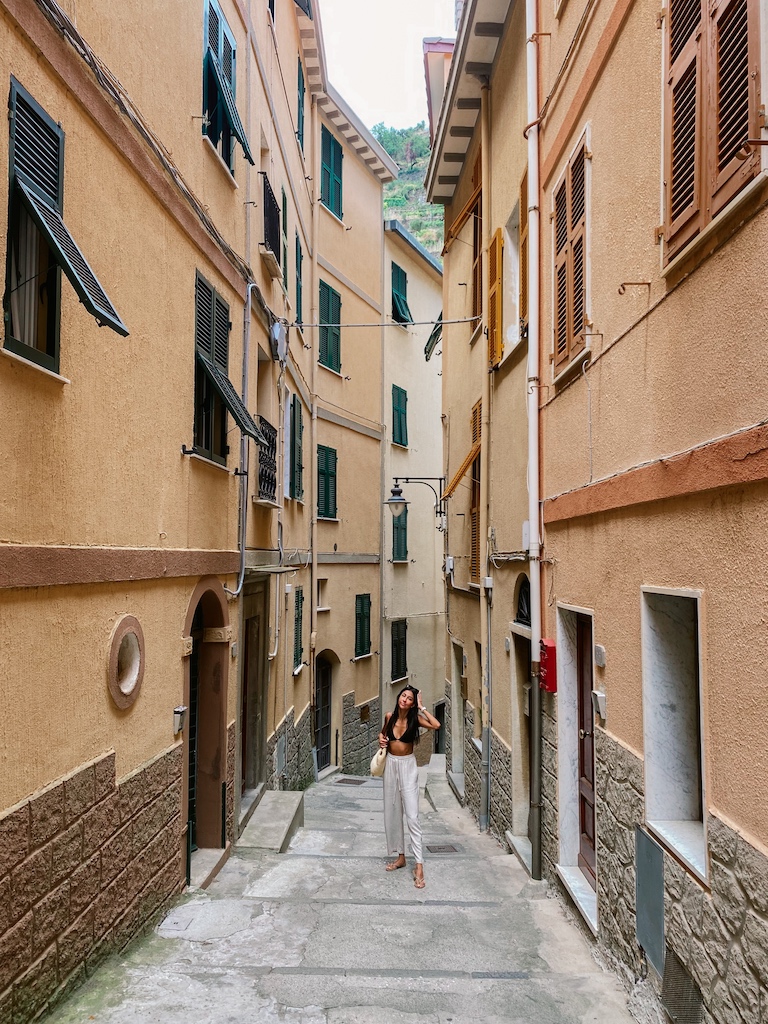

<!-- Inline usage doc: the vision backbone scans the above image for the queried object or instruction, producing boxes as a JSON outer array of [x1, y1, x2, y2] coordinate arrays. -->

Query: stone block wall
[[225, 722, 236, 844], [266, 706, 314, 791], [442, 679, 452, 770], [0, 747, 183, 1024], [665, 815, 768, 1024], [463, 703, 481, 821], [342, 692, 381, 776], [540, 693, 558, 877], [594, 728, 644, 976], [488, 730, 513, 841]]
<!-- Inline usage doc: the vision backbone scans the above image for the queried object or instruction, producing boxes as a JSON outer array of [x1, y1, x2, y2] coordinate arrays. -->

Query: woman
[[378, 685, 439, 888]]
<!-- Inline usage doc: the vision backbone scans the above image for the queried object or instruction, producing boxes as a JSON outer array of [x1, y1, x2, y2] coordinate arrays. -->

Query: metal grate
[[661, 946, 703, 1024], [426, 844, 459, 854], [336, 778, 366, 786]]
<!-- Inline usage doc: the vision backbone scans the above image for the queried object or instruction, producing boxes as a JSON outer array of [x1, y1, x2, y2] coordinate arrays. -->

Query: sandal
[[386, 857, 406, 872], [413, 870, 426, 889]]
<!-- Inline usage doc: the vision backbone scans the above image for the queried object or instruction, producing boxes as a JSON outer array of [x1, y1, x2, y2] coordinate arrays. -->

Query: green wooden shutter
[[297, 59, 305, 151], [329, 288, 341, 371], [195, 273, 215, 358], [319, 282, 341, 371], [355, 594, 371, 657], [392, 385, 408, 446], [294, 587, 304, 668], [212, 290, 229, 371], [393, 506, 408, 562], [331, 137, 343, 218], [290, 395, 304, 500], [295, 233, 303, 324], [391, 620, 407, 681], [392, 263, 413, 323], [321, 127, 332, 209], [318, 445, 337, 518], [282, 189, 289, 291]]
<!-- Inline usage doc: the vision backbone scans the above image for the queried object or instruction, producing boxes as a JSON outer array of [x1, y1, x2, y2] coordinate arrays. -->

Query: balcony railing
[[262, 174, 280, 262], [256, 416, 277, 503]]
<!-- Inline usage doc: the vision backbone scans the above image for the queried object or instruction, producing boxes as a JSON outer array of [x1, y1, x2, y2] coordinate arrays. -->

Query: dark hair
[[385, 685, 420, 745]]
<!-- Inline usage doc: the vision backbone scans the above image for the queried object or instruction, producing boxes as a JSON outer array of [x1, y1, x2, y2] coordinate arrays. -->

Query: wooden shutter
[[330, 288, 341, 371], [471, 399, 482, 444], [295, 233, 303, 324], [519, 171, 529, 331], [393, 506, 408, 561], [294, 587, 304, 668], [488, 227, 503, 367], [319, 281, 330, 365], [321, 127, 332, 207], [355, 594, 371, 657], [553, 180, 569, 370], [472, 201, 482, 321], [297, 58, 305, 150], [392, 385, 408, 446], [665, 0, 703, 252], [195, 274, 214, 358], [470, 400, 481, 582], [290, 395, 303, 500], [282, 190, 289, 291], [318, 445, 337, 517], [331, 136, 343, 218], [569, 147, 586, 363], [710, 0, 759, 215], [213, 291, 230, 370], [392, 620, 407, 680]]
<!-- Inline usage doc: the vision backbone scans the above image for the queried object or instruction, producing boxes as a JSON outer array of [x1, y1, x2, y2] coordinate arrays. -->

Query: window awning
[[16, 179, 128, 337], [442, 439, 481, 499], [425, 312, 442, 360], [393, 292, 413, 324], [206, 48, 255, 165], [196, 350, 267, 444], [294, 0, 313, 17]]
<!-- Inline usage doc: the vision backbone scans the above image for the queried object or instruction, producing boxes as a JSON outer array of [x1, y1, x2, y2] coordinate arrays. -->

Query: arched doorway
[[511, 573, 533, 840], [314, 649, 341, 772], [183, 578, 230, 866]]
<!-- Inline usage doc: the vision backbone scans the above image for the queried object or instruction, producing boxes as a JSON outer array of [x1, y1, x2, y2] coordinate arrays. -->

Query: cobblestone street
[[45, 765, 637, 1024]]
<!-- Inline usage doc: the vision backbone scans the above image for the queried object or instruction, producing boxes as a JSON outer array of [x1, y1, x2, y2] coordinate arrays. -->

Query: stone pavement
[[45, 765, 637, 1024]]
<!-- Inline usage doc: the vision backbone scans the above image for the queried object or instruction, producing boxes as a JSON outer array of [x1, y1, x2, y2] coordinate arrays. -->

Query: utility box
[[540, 638, 557, 693]]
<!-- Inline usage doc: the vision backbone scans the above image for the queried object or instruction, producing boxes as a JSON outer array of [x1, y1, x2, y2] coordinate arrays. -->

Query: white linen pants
[[383, 752, 423, 864]]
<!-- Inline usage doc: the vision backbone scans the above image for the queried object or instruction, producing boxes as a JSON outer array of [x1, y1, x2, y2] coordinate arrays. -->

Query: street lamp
[[385, 477, 447, 529]]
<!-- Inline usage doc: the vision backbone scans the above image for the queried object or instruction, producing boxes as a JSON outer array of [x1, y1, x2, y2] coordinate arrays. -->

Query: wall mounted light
[[385, 477, 447, 530], [173, 705, 188, 734]]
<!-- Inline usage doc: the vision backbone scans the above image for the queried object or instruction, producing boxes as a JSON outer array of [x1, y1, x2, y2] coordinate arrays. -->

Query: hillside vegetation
[[371, 122, 444, 260]]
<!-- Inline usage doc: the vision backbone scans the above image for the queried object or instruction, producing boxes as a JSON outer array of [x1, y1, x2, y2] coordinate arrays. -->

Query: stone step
[[237, 790, 304, 853]]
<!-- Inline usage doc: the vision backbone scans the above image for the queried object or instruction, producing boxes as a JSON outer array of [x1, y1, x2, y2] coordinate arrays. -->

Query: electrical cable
[[289, 315, 479, 329]]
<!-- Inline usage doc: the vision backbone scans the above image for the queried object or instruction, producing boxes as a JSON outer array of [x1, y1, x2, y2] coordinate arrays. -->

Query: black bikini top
[[386, 714, 420, 745]]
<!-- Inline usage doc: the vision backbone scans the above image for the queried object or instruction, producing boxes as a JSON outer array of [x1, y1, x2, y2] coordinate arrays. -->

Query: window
[[317, 577, 329, 610], [391, 263, 413, 324], [553, 141, 587, 373], [295, 232, 303, 325], [268, 0, 274, 18], [665, 0, 759, 260], [392, 384, 408, 446], [297, 58, 306, 152], [320, 125, 343, 218], [256, 415, 277, 502], [391, 619, 407, 682], [293, 586, 304, 670], [289, 394, 304, 500], [319, 280, 341, 371], [193, 271, 265, 463], [203, 0, 254, 172], [317, 444, 337, 518], [642, 589, 706, 878], [4, 79, 127, 373], [281, 189, 288, 292], [392, 506, 408, 562], [355, 594, 371, 657]]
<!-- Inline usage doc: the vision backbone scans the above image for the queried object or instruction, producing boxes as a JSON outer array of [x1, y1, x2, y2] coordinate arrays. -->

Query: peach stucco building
[[429, 0, 768, 1019], [0, 0, 444, 1019]]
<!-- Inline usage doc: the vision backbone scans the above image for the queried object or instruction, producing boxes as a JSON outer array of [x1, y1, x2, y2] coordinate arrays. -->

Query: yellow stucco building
[[0, 1, 445, 1020]]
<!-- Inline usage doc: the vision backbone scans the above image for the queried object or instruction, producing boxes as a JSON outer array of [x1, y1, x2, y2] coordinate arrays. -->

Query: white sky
[[318, 0, 456, 130]]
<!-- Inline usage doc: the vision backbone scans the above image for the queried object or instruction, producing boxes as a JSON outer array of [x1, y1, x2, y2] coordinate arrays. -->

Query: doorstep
[[556, 864, 598, 935], [505, 832, 532, 876], [188, 843, 231, 890]]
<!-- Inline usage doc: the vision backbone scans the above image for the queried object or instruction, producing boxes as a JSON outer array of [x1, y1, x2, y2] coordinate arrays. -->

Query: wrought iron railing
[[262, 173, 280, 262], [257, 416, 277, 502]]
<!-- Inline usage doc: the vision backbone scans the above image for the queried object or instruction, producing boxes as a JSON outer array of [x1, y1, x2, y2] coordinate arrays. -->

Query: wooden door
[[316, 658, 332, 771], [577, 614, 596, 890]]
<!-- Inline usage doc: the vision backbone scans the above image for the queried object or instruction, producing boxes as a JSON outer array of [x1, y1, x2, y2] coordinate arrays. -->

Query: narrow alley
[[45, 763, 636, 1024]]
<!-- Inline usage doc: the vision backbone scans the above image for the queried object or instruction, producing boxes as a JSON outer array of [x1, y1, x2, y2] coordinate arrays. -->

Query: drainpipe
[[309, 92, 320, 726], [526, 0, 544, 881], [225, 280, 257, 598], [479, 77, 492, 833]]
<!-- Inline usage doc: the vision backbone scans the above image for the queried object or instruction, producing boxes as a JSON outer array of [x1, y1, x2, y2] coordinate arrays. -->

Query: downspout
[[267, 376, 284, 660], [526, 0, 544, 880], [378, 197, 386, 733], [309, 92, 320, 733], [479, 78, 492, 833], [224, 279, 257, 599]]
